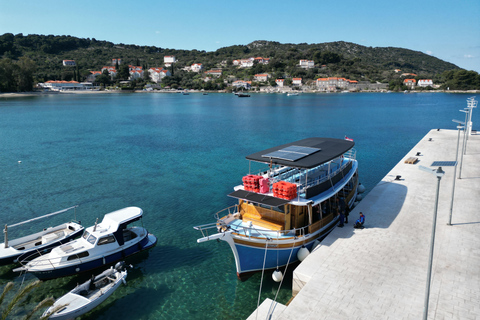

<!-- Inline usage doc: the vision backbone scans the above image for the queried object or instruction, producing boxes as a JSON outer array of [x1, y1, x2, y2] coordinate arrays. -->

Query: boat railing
[[17, 250, 89, 270], [232, 223, 309, 241], [195, 205, 337, 241], [193, 205, 239, 238]]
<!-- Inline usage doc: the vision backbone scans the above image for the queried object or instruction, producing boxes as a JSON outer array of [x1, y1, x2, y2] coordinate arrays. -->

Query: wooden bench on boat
[[404, 157, 418, 164], [242, 212, 284, 231]]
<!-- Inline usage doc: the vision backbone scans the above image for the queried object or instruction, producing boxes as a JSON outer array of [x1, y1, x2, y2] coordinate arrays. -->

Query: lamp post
[[418, 166, 445, 320], [458, 109, 468, 179], [448, 121, 464, 225]]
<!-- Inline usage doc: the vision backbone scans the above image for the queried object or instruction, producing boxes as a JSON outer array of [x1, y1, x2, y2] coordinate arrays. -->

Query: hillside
[[1, 33, 475, 92]]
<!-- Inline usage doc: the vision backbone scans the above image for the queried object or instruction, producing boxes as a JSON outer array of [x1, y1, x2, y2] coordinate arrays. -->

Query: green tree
[[116, 64, 130, 81], [96, 69, 112, 86], [15, 57, 36, 91], [0, 58, 17, 92]]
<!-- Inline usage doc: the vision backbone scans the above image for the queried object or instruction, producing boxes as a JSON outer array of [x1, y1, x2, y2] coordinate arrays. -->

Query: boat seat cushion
[[242, 213, 284, 231]]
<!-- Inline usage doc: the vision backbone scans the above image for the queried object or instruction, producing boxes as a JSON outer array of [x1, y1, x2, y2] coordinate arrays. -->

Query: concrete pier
[[248, 129, 480, 320]]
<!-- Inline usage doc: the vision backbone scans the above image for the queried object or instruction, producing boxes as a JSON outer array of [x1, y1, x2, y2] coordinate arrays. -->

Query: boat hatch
[[228, 190, 290, 207]]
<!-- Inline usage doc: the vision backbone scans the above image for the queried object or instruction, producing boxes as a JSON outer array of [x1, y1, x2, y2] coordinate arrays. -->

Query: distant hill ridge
[[0, 33, 462, 87]]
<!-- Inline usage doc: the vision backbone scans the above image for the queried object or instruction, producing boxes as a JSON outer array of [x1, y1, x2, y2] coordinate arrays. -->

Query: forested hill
[[1, 33, 476, 92]]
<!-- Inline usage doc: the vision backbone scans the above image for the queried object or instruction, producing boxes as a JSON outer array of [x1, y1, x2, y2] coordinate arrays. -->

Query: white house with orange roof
[[417, 79, 433, 87], [404, 79, 416, 88], [254, 74, 269, 82], [86, 71, 102, 82], [149, 67, 171, 83], [299, 60, 315, 69], [253, 57, 270, 65], [204, 69, 222, 77], [292, 78, 302, 86], [128, 65, 144, 80], [101, 66, 117, 78], [232, 80, 251, 89], [112, 59, 122, 65], [240, 59, 254, 68], [276, 79, 285, 87], [164, 56, 176, 67], [191, 63, 203, 72]]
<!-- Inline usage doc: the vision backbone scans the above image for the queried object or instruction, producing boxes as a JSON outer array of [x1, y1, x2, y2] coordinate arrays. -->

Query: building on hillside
[[164, 56, 176, 67], [417, 79, 433, 87], [149, 68, 171, 83], [128, 66, 144, 80], [112, 59, 122, 66], [292, 78, 302, 86], [191, 63, 203, 72], [240, 59, 254, 68], [254, 57, 270, 64], [232, 80, 251, 89], [299, 60, 315, 69], [394, 69, 401, 73], [86, 71, 102, 82], [62, 60, 76, 66], [404, 79, 416, 88], [254, 74, 269, 82], [401, 73, 417, 77], [204, 69, 222, 77], [276, 79, 285, 87], [101, 66, 117, 79]]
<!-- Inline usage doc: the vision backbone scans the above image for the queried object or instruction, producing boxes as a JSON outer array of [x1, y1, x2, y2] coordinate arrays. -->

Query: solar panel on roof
[[431, 161, 457, 167], [263, 145, 321, 162]]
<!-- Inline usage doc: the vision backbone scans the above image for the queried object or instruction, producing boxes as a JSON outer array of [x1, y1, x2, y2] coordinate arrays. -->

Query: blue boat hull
[[31, 233, 157, 280], [234, 226, 335, 280]]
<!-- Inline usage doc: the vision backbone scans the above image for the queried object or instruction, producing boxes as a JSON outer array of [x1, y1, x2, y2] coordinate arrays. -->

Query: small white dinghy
[[43, 262, 128, 320]]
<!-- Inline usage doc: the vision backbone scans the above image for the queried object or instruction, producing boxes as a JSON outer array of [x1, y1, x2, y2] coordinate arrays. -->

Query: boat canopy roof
[[246, 137, 354, 169], [99, 207, 143, 233]]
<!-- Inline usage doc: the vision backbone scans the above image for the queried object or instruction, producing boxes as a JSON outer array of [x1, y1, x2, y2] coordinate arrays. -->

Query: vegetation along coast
[[1, 33, 479, 94]]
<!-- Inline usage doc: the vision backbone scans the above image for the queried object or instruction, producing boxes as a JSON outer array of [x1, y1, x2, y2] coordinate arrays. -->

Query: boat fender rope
[[267, 241, 296, 318], [255, 239, 270, 320]]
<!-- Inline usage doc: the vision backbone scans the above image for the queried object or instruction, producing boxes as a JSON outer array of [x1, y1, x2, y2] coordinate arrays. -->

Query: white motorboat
[[43, 261, 128, 320], [0, 206, 83, 266], [14, 207, 157, 280]]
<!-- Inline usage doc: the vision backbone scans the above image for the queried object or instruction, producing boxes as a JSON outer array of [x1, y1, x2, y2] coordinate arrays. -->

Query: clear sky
[[1, 0, 479, 72]]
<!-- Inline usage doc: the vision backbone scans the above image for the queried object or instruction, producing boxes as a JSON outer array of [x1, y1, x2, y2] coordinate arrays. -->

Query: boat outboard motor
[[88, 274, 96, 291], [115, 261, 126, 271]]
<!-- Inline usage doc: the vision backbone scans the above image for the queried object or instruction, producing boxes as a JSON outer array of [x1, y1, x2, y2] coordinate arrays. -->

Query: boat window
[[86, 234, 97, 245], [257, 203, 285, 214], [123, 230, 137, 242], [98, 235, 116, 246], [82, 231, 90, 240], [67, 251, 89, 261]]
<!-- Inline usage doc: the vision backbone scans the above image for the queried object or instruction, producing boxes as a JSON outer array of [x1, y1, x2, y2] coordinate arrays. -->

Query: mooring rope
[[267, 239, 296, 319], [256, 238, 270, 320]]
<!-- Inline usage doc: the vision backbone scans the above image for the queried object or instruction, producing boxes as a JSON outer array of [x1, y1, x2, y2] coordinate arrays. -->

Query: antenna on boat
[[93, 218, 98, 232], [4, 225, 8, 248]]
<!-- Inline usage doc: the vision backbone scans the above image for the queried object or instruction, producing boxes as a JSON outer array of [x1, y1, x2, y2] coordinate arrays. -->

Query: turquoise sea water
[[0, 92, 477, 319]]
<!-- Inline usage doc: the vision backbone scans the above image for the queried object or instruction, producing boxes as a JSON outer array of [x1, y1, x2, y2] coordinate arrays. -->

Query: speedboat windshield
[[82, 231, 97, 245]]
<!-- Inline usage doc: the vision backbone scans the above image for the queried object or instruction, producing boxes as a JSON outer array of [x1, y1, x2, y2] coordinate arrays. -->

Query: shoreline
[[1, 89, 479, 99]]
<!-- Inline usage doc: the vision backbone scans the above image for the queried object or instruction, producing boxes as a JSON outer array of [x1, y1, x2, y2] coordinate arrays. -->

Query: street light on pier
[[447, 120, 464, 225], [418, 165, 445, 320]]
